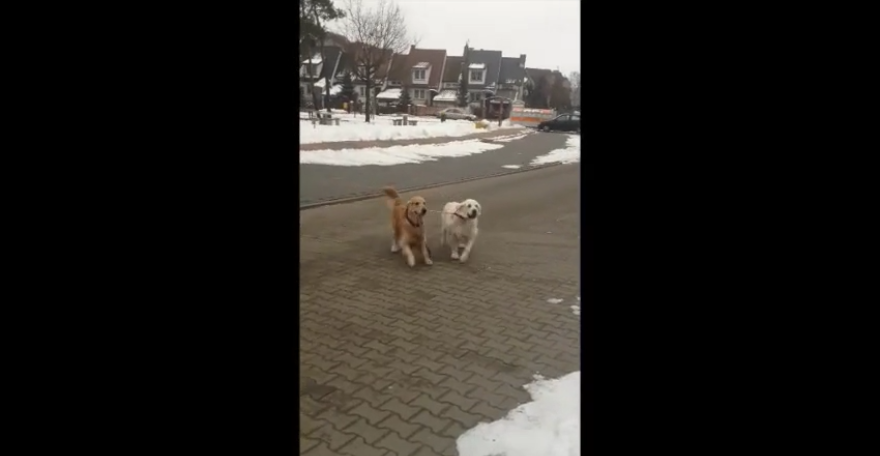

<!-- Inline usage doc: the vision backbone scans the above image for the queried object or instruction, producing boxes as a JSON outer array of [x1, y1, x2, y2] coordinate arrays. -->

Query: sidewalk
[[300, 165, 581, 456], [300, 127, 526, 151]]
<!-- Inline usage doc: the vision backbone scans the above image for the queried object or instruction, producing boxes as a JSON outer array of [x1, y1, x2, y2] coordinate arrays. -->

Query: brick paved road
[[300, 131, 569, 206], [300, 164, 581, 455]]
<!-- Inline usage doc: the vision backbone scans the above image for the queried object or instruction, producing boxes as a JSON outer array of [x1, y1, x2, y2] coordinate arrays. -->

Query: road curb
[[299, 162, 565, 210]]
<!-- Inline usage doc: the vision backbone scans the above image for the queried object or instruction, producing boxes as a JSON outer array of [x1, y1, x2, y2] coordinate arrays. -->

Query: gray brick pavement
[[300, 164, 581, 455]]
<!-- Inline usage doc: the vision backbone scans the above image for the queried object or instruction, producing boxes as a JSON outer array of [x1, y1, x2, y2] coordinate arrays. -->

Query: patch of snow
[[300, 119, 486, 144], [493, 131, 531, 142], [434, 90, 457, 102], [502, 165, 521, 169], [571, 305, 580, 316], [376, 88, 402, 100], [546, 298, 563, 304], [456, 371, 580, 456], [530, 134, 580, 165], [299, 140, 505, 166], [485, 119, 524, 131]]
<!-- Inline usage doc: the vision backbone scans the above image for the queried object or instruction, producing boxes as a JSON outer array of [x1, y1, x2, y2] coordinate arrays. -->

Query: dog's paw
[[451, 251, 460, 260], [424, 258, 433, 265], [406, 257, 416, 267], [459, 254, 469, 263]]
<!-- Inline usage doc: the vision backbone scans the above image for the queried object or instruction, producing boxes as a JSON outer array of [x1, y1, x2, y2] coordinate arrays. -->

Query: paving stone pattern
[[300, 165, 581, 455]]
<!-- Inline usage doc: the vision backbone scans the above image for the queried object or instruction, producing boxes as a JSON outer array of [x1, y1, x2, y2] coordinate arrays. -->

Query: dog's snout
[[421, 208, 427, 215]]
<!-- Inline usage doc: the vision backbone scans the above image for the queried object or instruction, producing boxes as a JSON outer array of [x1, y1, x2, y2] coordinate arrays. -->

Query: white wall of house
[[299, 62, 323, 78], [410, 88, 430, 105]]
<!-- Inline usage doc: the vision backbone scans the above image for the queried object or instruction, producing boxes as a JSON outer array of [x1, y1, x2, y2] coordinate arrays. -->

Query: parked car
[[537, 113, 581, 133], [438, 108, 477, 121]]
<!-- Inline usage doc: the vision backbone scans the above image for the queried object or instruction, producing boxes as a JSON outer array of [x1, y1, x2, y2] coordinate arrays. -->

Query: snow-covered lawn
[[530, 134, 580, 165], [299, 113, 522, 144], [299, 139, 505, 166], [456, 371, 580, 456]]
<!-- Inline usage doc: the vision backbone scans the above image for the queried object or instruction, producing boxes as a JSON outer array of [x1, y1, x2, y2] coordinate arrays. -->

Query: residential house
[[464, 49, 503, 105], [299, 46, 343, 108], [381, 45, 447, 108], [433, 55, 463, 107], [345, 45, 395, 106], [497, 55, 528, 102]]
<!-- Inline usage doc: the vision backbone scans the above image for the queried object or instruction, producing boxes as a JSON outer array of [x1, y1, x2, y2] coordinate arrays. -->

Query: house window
[[470, 92, 481, 102], [470, 70, 484, 83], [414, 89, 426, 99], [413, 69, 426, 81]]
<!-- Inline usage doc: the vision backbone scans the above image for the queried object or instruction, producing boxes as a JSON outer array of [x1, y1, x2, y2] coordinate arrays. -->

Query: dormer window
[[412, 62, 430, 83], [468, 63, 486, 84]]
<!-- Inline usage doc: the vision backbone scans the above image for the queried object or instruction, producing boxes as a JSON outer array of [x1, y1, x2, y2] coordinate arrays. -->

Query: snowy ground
[[299, 112, 522, 144], [530, 134, 581, 165], [492, 131, 533, 142], [299, 139, 505, 166], [456, 371, 580, 456]]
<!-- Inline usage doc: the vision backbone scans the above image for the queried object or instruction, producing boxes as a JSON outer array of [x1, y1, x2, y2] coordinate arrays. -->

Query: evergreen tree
[[548, 71, 572, 111], [457, 42, 470, 108], [340, 72, 355, 102], [526, 76, 551, 109], [398, 86, 413, 111]]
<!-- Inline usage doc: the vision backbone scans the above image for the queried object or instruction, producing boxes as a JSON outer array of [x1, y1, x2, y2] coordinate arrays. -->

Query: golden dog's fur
[[383, 186, 432, 267]]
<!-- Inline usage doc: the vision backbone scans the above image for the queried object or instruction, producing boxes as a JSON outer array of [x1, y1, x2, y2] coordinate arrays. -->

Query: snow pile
[[481, 119, 524, 131], [299, 139, 505, 166], [456, 371, 581, 456], [530, 134, 581, 165], [300, 119, 484, 144]]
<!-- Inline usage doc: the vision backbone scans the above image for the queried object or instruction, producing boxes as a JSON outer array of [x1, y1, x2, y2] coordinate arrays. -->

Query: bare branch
[[335, 0, 412, 121]]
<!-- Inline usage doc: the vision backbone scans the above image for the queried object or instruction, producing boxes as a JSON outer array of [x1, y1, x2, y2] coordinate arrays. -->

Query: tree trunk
[[309, 3, 332, 113], [365, 79, 372, 123]]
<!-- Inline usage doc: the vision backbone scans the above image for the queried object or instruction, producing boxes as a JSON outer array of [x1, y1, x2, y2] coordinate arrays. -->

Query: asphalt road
[[299, 132, 571, 206], [300, 126, 523, 151], [300, 164, 580, 455]]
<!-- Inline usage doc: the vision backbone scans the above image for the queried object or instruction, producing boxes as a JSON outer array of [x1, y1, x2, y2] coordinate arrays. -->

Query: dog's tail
[[382, 186, 403, 209]]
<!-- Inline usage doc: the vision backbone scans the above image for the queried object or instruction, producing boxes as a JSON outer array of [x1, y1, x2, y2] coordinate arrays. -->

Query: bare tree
[[337, 0, 410, 122], [569, 70, 580, 109]]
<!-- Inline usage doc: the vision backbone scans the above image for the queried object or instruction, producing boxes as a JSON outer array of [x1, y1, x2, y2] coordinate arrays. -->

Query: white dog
[[440, 199, 482, 262]]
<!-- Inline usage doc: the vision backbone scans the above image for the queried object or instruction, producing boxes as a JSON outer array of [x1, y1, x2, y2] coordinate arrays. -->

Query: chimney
[[519, 54, 526, 68], [410, 44, 416, 53]]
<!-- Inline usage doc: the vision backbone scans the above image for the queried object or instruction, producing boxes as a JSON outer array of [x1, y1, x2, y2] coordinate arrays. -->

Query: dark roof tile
[[466, 49, 503, 87]]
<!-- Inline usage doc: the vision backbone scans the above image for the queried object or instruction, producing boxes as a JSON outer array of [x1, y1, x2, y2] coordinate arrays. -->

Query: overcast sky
[[330, 0, 580, 76]]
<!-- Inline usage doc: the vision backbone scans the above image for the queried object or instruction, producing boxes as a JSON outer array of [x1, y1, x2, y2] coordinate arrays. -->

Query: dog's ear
[[455, 203, 469, 218]]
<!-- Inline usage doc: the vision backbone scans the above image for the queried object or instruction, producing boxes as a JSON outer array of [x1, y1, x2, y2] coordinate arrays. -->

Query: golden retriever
[[382, 186, 432, 267], [440, 199, 481, 262]]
